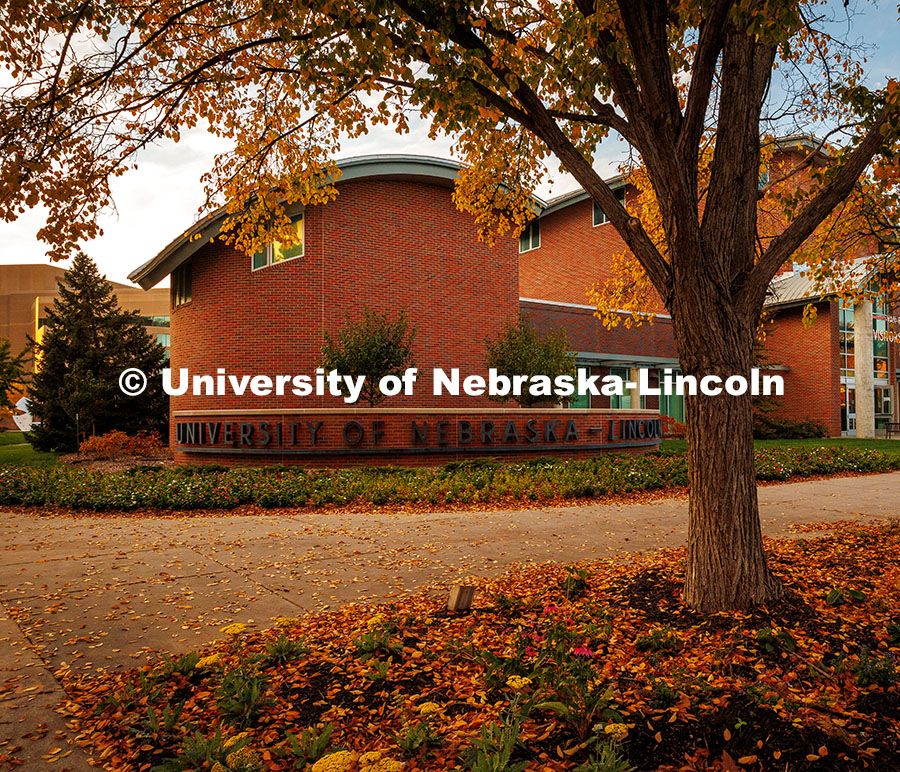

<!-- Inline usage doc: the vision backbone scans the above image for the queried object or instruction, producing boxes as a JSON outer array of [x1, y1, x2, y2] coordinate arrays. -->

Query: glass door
[[841, 381, 856, 436]]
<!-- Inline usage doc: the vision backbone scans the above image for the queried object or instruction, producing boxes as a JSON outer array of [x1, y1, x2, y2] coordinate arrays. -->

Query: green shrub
[[1, 446, 896, 512]]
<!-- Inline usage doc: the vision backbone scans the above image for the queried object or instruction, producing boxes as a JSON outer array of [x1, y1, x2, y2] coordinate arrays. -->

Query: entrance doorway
[[841, 381, 856, 436]]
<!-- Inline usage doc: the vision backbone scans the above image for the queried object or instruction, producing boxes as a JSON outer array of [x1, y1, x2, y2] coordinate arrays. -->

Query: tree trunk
[[672, 286, 784, 612]]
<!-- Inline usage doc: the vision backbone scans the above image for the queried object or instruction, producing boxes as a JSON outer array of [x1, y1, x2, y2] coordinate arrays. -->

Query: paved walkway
[[1, 473, 899, 770]]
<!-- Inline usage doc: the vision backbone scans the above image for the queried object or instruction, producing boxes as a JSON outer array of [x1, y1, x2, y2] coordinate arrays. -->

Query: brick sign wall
[[173, 409, 663, 467]]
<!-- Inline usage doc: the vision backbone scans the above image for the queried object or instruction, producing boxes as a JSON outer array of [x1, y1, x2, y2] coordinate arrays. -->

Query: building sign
[[173, 412, 663, 458]]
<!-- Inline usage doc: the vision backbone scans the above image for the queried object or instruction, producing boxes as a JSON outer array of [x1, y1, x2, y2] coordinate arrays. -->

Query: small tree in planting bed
[[485, 315, 577, 408], [320, 308, 416, 407]]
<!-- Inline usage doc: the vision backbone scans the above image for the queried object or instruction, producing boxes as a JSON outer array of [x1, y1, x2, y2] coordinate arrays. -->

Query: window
[[839, 300, 854, 379], [253, 214, 304, 270], [518, 219, 540, 253], [172, 261, 192, 307], [876, 386, 893, 416], [567, 367, 591, 409], [156, 333, 171, 348], [138, 315, 170, 327], [874, 296, 890, 381], [593, 188, 626, 226], [609, 366, 631, 410]]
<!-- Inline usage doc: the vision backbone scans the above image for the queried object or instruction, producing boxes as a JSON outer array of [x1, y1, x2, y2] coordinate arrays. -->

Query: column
[[629, 367, 642, 410], [854, 300, 875, 438]]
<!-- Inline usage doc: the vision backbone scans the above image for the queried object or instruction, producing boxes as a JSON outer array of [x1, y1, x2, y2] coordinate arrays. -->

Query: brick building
[[515, 138, 897, 437], [130, 147, 899, 465], [129, 156, 661, 466]]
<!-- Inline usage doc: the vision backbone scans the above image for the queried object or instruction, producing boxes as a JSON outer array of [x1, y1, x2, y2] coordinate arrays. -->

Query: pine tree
[[27, 254, 168, 451], [0, 338, 28, 416]]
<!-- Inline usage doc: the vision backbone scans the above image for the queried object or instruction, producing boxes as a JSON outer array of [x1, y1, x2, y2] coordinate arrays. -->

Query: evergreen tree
[[0, 338, 28, 416], [27, 254, 168, 451]]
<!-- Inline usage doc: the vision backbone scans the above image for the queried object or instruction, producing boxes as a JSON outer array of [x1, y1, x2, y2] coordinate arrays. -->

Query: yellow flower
[[418, 701, 440, 715], [196, 653, 222, 668], [275, 616, 299, 628], [359, 751, 403, 772], [223, 731, 248, 750], [366, 613, 386, 630], [311, 750, 355, 772], [226, 745, 261, 770], [505, 675, 532, 690], [211, 764, 225, 772], [221, 623, 247, 636], [603, 723, 628, 741]]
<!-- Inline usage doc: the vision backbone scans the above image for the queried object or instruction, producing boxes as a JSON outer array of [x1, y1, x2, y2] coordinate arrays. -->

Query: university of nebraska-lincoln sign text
[[174, 411, 662, 462]]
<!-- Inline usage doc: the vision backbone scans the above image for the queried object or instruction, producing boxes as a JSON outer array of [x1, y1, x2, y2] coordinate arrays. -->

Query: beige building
[[1, 264, 169, 427]]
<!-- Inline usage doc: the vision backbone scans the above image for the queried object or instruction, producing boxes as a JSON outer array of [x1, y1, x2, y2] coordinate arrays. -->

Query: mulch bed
[[53, 520, 900, 771], [59, 450, 174, 474]]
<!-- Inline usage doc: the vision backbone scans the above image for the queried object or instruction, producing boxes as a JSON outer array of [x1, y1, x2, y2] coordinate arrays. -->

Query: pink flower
[[525, 646, 537, 657], [542, 605, 559, 615], [572, 647, 593, 657]]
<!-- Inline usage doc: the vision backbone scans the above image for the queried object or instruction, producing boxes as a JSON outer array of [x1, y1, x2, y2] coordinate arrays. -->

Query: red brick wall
[[521, 299, 677, 360], [760, 301, 842, 436], [518, 196, 671, 310], [169, 177, 521, 450]]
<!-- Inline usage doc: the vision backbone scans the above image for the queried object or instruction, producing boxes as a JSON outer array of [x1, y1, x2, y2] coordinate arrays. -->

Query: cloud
[[0, 120, 627, 287]]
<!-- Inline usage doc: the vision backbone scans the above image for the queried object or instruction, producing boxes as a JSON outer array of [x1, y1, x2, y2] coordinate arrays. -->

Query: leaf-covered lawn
[[58, 520, 900, 772]]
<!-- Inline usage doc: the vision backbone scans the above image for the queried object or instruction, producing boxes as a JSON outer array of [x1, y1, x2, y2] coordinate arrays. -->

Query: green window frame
[[593, 188, 626, 226], [253, 214, 304, 270], [609, 366, 631, 410], [567, 367, 591, 409], [518, 220, 540, 253]]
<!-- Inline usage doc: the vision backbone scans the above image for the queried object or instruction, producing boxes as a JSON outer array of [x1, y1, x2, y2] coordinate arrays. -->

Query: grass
[[660, 436, 900, 453], [0, 432, 59, 467], [0, 430, 26, 446]]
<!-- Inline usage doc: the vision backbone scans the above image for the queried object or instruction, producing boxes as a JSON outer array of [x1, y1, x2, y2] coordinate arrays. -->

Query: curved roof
[[128, 155, 479, 289]]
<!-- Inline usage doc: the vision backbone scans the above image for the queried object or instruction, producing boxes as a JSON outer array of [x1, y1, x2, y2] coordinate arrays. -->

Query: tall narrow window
[[609, 366, 632, 410], [567, 367, 591, 409], [253, 213, 304, 270], [172, 261, 192, 307], [518, 219, 540, 253], [593, 188, 626, 226], [873, 295, 890, 381]]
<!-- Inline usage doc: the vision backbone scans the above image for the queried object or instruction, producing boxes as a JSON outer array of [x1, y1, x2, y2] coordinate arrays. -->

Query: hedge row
[[0, 447, 896, 512]]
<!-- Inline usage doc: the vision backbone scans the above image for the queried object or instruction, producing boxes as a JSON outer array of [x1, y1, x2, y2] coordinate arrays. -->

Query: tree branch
[[742, 109, 891, 311], [678, 0, 735, 174]]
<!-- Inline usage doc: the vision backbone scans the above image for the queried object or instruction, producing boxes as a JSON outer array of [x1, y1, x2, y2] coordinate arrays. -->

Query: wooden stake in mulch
[[447, 585, 476, 611]]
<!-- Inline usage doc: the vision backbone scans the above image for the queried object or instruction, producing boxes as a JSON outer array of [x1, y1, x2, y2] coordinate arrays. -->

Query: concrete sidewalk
[[1, 472, 899, 770]]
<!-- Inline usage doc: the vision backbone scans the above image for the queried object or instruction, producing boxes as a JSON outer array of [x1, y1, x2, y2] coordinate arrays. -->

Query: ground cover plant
[[0, 447, 897, 513], [57, 520, 900, 771]]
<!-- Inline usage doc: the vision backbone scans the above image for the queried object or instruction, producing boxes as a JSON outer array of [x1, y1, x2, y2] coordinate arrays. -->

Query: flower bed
[[57, 522, 900, 771], [0, 447, 897, 512]]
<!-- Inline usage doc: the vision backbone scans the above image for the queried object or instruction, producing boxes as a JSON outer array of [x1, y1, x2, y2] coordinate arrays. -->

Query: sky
[[0, 0, 896, 287]]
